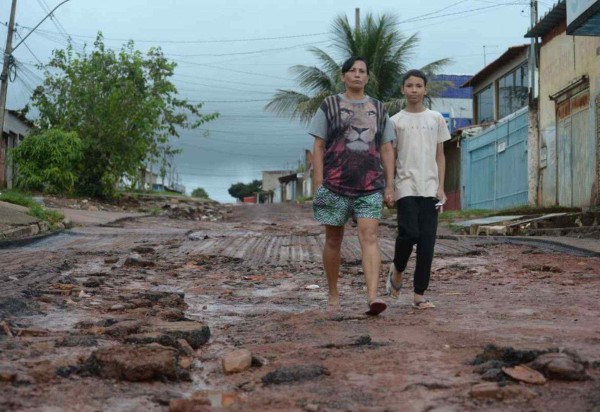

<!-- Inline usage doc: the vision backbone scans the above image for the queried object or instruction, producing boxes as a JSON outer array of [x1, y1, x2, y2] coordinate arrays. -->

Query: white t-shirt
[[389, 109, 451, 201]]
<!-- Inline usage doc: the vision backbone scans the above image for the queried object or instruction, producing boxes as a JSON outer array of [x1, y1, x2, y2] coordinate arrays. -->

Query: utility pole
[[355, 8, 360, 30], [0, 0, 18, 139], [529, 0, 538, 101]]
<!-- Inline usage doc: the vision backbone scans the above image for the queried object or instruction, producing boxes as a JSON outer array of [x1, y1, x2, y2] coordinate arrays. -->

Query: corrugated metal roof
[[460, 45, 529, 88], [525, 0, 566, 38]]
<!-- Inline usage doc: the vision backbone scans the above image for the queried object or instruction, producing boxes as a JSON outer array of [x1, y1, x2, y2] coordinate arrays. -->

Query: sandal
[[365, 298, 387, 316], [385, 263, 403, 298], [412, 300, 435, 310]]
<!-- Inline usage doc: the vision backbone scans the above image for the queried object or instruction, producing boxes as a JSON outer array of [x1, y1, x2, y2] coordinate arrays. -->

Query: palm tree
[[265, 13, 451, 123]]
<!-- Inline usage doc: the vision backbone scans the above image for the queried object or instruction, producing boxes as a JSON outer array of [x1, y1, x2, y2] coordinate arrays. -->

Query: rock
[[179, 356, 193, 370], [125, 321, 210, 350], [251, 355, 268, 368], [169, 398, 211, 412], [83, 278, 103, 288], [481, 368, 504, 381], [132, 246, 156, 254], [104, 257, 119, 264], [56, 335, 98, 347], [502, 365, 546, 384], [85, 344, 183, 381], [109, 304, 125, 311], [530, 352, 589, 381], [305, 404, 320, 412], [470, 382, 537, 400], [222, 349, 252, 374], [262, 365, 329, 385], [104, 321, 143, 337], [0, 365, 17, 382], [161, 308, 186, 321], [123, 253, 155, 268], [177, 339, 195, 356]]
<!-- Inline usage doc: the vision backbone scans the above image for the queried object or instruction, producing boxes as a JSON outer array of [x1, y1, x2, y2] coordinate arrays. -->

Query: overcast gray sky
[[1, 0, 553, 202]]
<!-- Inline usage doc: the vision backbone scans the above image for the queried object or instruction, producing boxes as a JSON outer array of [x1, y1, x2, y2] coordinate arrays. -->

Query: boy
[[387, 69, 450, 309], [308, 56, 395, 316]]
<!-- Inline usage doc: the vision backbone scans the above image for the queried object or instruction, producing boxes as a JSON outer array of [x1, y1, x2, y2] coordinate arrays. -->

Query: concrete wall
[[262, 170, 293, 192], [537, 23, 600, 206]]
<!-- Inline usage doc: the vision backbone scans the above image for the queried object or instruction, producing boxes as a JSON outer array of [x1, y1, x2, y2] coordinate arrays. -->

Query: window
[[476, 84, 494, 124], [498, 63, 529, 119]]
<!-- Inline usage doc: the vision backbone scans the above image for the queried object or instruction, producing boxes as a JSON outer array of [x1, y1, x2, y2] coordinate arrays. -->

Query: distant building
[[262, 170, 294, 203], [431, 74, 473, 133], [0, 110, 33, 188]]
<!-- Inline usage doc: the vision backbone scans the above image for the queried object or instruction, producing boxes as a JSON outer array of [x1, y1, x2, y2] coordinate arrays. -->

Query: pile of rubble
[[119, 193, 231, 221]]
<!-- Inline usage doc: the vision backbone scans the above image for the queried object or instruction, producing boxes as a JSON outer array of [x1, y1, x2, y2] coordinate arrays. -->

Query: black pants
[[393, 196, 438, 295]]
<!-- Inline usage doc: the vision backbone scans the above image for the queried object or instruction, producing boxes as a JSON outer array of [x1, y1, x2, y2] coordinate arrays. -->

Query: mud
[[0, 203, 599, 411]]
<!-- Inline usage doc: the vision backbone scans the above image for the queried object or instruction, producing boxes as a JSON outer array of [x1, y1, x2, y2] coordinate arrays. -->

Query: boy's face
[[402, 75, 427, 104], [341, 60, 369, 92]]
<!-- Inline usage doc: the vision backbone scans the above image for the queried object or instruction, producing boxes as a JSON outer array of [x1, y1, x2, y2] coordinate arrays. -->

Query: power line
[[163, 40, 329, 58]]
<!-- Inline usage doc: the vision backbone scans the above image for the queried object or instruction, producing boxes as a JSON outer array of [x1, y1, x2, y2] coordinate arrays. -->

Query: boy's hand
[[384, 186, 395, 208], [436, 189, 447, 205]]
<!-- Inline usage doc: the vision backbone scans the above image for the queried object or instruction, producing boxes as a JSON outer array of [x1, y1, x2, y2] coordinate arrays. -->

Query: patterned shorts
[[313, 186, 383, 226]]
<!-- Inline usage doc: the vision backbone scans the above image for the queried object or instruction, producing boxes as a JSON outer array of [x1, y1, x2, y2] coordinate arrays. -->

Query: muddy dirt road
[[0, 203, 599, 411]]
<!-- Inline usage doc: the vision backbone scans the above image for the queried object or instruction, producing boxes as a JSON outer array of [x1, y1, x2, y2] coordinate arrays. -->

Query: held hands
[[384, 186, 395, 208]]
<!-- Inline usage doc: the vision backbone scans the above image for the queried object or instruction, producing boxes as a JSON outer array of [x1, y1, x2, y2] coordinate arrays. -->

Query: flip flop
[[385, 262, 402, 298], [412, 300, 435, 310], [365, 298, 387, 316]]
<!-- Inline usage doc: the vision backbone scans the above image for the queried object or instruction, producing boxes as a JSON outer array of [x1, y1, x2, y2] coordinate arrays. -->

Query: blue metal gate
[[461, 108, 529, 210]]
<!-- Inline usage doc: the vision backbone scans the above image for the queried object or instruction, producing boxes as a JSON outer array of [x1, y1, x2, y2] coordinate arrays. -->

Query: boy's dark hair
[[402, 69, 428, 86], [341, 56, 370, 75]]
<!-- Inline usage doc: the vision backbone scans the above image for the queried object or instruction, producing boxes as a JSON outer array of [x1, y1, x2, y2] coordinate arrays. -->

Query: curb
[[437, 234, 599, 257], [0, 228, 64, 249]]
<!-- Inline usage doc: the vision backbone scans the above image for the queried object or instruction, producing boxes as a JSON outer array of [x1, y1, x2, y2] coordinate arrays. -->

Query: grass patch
[[439, 209, 491, 221], [0, 189, 36, 208], [150, 207, 162, 216], [0, 190, 64, 228], [28, 204, 64, 227]]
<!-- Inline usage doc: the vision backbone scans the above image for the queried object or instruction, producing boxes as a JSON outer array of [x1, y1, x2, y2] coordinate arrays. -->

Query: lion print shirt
[[308, 94, 395, 197]]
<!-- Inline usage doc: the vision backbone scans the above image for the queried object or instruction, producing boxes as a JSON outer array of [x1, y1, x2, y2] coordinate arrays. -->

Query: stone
[[109, 304, 125, 311], [177, 339, 195, 356], [123, 253, 155, 268], [262, 365, 329, 385], [502, 365, 546, 384], [222, 349, 252, 374], [104, 321, 143, 337], [85, 344, 183, 381], [125, 321, 210, 350], [132, 246, 156, 254], [161, 308, 186, 321], [470, 382, 504, 399], [530, 352, 589, 381], [83, 278, 103, 288], [104, 257, 119, 264], [0, 365, 17, 382], [169, 399, 211, 412], [470, 382, 537, 400]]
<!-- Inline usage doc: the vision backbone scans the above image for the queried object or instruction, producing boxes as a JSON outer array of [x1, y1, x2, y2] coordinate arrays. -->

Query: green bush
[[11, 129, 82, 194], [191, 187, 209, 199]]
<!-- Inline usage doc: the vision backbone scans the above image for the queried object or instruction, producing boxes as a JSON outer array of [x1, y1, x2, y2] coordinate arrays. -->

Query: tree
[[11, 129, 82, 194], [191, 187, 209, 199], [228, 180, 262, 201], [265, 13, 451, 122], [31, 34, 218, 198]]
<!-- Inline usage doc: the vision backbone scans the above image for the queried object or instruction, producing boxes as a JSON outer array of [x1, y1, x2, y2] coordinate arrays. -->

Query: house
[[459, 45, 531, 209], [431, 74, 473, 133], [525, 0, 600, 207], [262, 170, 294, 203], [0, 110, 32, 188]]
